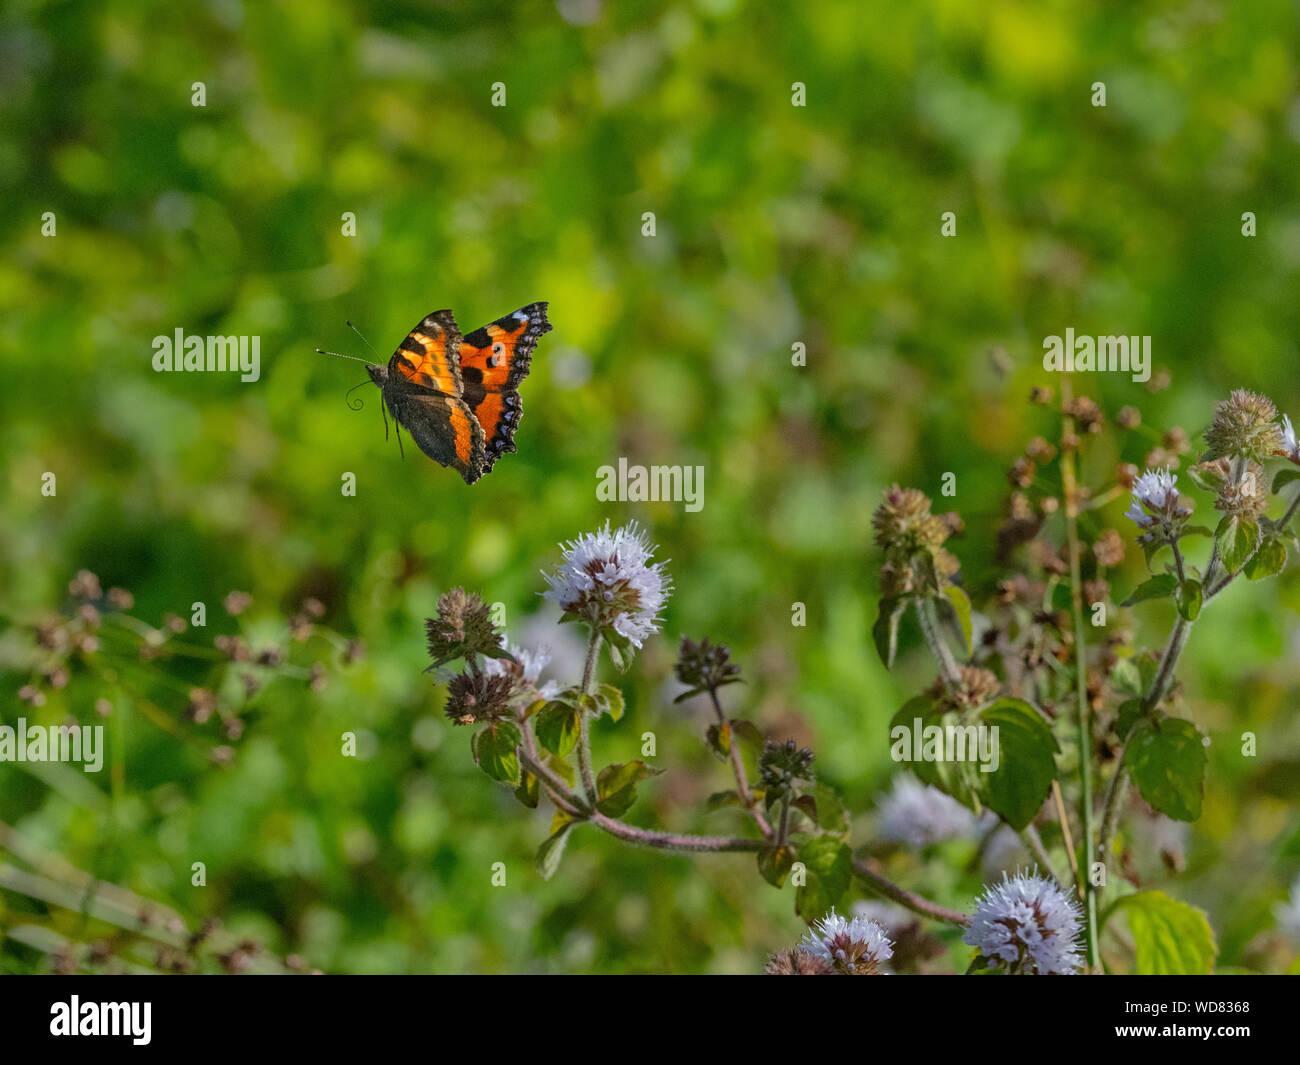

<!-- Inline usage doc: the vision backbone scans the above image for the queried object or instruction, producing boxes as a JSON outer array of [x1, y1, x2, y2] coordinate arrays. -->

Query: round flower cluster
[[963, 870, 1084, 975], [542, 521, 671, 650]]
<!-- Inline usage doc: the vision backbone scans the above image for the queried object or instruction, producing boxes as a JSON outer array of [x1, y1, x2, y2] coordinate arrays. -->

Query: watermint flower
[[484, 641, 560, 701], [542, 521, 671, 649], [1124, 468, 1192, 543], [963, 870, 1084, 975], [877, 774, 976, 847], [800, 909, 894, 975], [1279, 415, 1300, 464]]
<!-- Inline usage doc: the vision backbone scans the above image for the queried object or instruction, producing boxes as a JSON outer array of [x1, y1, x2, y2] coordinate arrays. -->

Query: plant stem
[[708, 688, 772, 838], [575, 628, 601, 805], [589, 814, 764, 853], [1097, 613, 1193, 859], [1059, 387, 1100, 970], [916, 596, 962, 687], [852, 858, 969, 926]]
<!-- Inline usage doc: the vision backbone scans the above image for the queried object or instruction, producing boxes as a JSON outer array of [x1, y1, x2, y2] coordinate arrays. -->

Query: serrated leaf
[[595, 760, 661, 818], [942, 586, 973, 653], [1122, 573, 1177, 606], [1175, 578, 1202, 621], [888, 696, 980, 810], [872, 596, 907, 669], [1115, 890, 1217, 974], [474, 721, 521, 785], [535, 701, 580, 757], [1244, 536, 1286, 580], [536, 822, 574, 881], [978, 698, 1058, 830], [1216, 514, 1259, 575], [794, 836, 852, 919], [757, 844, 795, 887], [1125, 718, 1206, 821]]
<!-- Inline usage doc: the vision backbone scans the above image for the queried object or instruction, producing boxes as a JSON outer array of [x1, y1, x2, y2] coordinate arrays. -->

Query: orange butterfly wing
[[457, 302, 551, 471]]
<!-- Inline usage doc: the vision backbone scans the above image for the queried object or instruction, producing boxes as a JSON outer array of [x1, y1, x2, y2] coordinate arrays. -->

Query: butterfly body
[[366, 303, 550, 483]]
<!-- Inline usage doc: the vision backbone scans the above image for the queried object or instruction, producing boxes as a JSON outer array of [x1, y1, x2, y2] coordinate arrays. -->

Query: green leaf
[[1115, 890, 1217, 974], [705, 789, 741, 811], [603, 628, 634, 672], [1273, 468, 1300, 494], [535, 701, 580, 757], [1115, 698, 1145, 741], [729, 719, 764, 756], [1216, 515, 1260, 575], [1125, 718, 1206, 821], [536, 822, 574, 881], [872, 596, 907, 669], [757, 844, 795, 887], [1121, 573, 1177, 606], [473, 721, 521, 785], [1244, 536, 1287, 580], [888, 696, 980, 810], [594, 683, 625, 721], [1175, 578, 1202, 621], [794, 836, 852, 919], [978, 698, 1059, 830], [595, 760, 661, 818], [705, 721, 730, 759], [942, 586, 973, 653], [810, 782, 849, 837], [1110, 658, 1142, 697], [514, 769, 540, 808]]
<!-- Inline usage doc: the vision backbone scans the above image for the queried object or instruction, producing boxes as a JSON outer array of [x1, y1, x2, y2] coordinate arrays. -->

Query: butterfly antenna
[[346, 321, 383, 360], [315, 346, 379, 366], [344, 378, 371, 411]]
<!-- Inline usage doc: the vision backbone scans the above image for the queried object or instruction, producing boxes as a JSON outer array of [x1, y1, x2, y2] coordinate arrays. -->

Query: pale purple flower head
[[483, 642, 560, 700], [1124, 468, 1192, 542], [801, 908, 894, 975], [877, 774, 976, 847], [542, 521, 671, 648], [1280, 415, 1300, 464], [963, 870, 1084, 975]]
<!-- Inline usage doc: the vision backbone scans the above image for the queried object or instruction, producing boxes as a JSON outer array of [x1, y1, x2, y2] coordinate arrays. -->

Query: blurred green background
[[2, 0, 1299, 973]]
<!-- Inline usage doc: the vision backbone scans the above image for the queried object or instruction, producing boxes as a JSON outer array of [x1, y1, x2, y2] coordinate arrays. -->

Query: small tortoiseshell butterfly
[[317, 303, 551, 484]]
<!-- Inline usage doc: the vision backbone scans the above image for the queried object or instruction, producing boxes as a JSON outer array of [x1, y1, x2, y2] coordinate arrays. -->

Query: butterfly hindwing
[[386, 387, 486, 484], [457, 302, 551, 471]]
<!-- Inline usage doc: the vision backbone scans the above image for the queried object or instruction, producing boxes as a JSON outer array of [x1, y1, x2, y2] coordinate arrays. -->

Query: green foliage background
[[1, 0, 1298, 973]]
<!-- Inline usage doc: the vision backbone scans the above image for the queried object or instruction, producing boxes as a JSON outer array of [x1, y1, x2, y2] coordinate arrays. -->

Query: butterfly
[[317, 303, 551, 483]]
